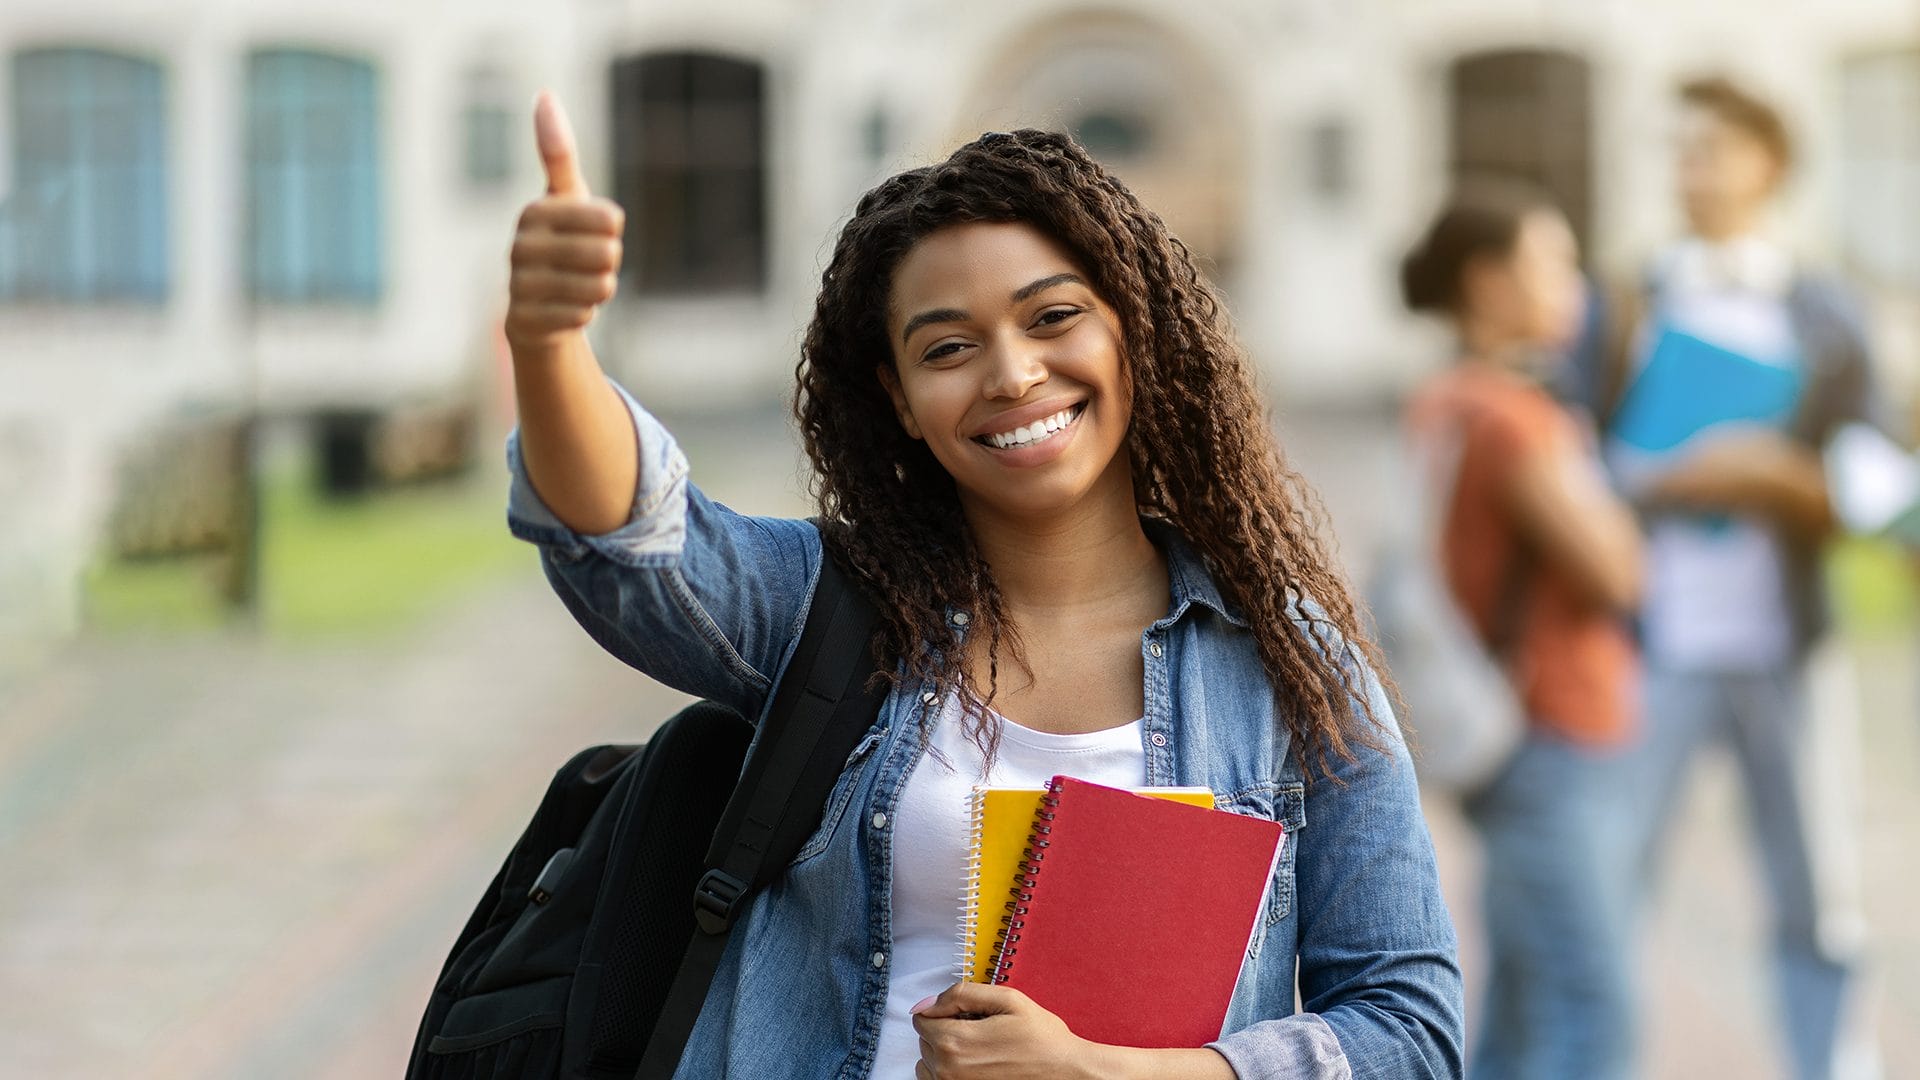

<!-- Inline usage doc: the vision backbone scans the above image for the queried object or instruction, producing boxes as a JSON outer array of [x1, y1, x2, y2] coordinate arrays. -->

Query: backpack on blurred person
[[1367, 427, 1526, 797], [405, 554, 885, 1080]]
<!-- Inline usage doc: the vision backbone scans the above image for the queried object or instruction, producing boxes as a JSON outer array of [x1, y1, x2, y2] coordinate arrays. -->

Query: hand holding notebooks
[[988, 775, 1286, 1048]]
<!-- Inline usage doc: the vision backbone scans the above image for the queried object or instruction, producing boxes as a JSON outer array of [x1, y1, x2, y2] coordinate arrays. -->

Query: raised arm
[[506, 91, 640, 536], [499, 93, 820, 720]]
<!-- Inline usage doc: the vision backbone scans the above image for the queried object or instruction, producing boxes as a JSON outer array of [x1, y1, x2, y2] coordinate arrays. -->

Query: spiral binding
[[988, 779, 1062, 984], [953, 786, 990, 982]]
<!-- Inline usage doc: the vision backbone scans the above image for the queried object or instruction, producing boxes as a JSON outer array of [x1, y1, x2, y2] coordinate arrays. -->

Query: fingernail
[[910, 994, 938, 1014]]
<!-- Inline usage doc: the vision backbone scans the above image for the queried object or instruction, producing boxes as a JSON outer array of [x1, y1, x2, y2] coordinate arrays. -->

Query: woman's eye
[[1035, 307, 1084, 327], [923, 342, 966, 363]]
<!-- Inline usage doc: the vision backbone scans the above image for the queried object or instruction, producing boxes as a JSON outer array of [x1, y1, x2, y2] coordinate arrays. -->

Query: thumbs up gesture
[[505, 91, 625, 356]]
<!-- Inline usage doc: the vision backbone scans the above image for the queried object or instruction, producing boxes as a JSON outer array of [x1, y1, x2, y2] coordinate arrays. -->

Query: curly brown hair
[[793, 128, 1388, 780]]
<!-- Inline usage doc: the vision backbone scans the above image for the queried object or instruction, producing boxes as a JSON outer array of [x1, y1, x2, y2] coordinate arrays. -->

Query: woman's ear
[[875, 364, 924, 440]]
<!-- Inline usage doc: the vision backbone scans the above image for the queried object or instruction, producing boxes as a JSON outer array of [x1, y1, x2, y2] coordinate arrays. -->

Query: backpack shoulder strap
[[637, 537, 886, 1079], [703, 547, 884, 892]]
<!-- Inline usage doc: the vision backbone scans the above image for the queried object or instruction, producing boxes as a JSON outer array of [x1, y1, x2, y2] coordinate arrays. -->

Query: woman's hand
[[910, 982, 1094, 1080], [908, 982, 1238, 1080], [504, 92, 625, 357]]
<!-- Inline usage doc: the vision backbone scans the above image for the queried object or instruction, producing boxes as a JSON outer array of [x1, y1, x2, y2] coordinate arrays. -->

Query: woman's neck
[[959, 470, 1167, 624], [1456, 318, 1535, 375]]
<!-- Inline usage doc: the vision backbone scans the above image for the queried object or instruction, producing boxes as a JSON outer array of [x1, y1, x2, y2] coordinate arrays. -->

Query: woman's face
[[1466, 209, 1585, 354], [880, 221, 1134, 522]]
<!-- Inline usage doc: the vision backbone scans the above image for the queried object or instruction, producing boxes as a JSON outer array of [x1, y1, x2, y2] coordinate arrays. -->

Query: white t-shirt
[[868, 694, 1149, 1078], [1629, 237, 1801, 671]]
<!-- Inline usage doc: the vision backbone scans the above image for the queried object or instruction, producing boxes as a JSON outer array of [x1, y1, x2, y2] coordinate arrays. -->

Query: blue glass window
[[4, 47, 169, 302], [245, 48, 382, 303]]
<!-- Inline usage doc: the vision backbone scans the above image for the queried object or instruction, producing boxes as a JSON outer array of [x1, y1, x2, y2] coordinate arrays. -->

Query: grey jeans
[[1626, 665, 1856, 1080]]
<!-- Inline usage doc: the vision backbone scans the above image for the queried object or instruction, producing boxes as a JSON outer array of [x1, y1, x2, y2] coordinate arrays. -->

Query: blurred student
[[1401, 184, 1645, 1080], [1583, 76, 1881, 1080]]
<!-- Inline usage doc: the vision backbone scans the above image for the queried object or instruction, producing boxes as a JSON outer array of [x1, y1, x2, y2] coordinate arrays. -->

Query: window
[[462, 66, 513, 189], [1071, 109, 1152, 163], [1448, 49, 1594, 246], [862, 104, 890, 168], [610, 51, 767, 294], [1838, 49, 1920, 288], [245, 48, 383, 303], [1306, 117, 1353, 203], [4, 47, 168, 302]]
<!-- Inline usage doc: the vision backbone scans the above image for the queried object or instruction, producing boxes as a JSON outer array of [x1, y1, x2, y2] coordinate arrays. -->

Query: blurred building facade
[[2, 0, 1917, 657]]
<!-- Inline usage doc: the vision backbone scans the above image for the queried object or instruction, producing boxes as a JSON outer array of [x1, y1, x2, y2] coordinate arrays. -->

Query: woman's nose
[[982, 339, 1048, 400]]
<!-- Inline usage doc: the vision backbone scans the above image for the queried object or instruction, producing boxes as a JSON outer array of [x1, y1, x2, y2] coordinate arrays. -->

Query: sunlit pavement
[[0, 403, 1912, 1078]]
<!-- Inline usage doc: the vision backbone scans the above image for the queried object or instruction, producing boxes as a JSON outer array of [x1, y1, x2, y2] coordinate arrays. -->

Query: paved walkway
[[0, 406, 1912, 1077]]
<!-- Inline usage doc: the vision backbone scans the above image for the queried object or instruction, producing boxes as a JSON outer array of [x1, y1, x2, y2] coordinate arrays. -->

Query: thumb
[[911, 981, 1020, 1020], [533, 90, 588, 196]]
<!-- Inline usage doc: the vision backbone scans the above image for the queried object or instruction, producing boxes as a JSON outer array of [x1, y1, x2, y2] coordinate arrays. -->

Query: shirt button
[[920, 690, 939, 706], [1148, 641, 1164, 658], [951, 611, 970, 626], [1150, 731, 1168, 748], [871, 951, 887, 968], [871, 811, 888, 829]]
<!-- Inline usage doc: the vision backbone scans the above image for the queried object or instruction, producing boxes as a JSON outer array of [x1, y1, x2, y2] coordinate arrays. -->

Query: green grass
[[84, 468, 526, 639], [1827, 535, 1920, 639]]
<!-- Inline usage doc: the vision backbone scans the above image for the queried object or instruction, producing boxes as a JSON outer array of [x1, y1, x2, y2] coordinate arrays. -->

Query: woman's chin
[[956, 472, 1095, 521]]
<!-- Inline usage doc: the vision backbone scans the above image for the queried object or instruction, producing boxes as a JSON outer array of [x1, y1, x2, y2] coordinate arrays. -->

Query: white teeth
[[984, 404, 1081, 450]]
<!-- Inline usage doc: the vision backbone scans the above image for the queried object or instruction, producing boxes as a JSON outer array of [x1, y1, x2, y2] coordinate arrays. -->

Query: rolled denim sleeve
[[505, 378, 820, 720], [1207, 661, 1465, 1079]]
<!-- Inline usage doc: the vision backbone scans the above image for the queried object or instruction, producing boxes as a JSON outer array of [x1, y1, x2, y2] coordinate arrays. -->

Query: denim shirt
[[505, 382, 1464, 1080]]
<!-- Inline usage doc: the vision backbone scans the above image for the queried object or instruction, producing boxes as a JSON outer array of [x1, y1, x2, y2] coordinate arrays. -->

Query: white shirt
[[1634, 236, 1800, 671], [869, 694, 1149, 1078]]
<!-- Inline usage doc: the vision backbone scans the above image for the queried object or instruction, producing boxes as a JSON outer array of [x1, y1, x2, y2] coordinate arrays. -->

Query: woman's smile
[[973, 401, 1087, 465]]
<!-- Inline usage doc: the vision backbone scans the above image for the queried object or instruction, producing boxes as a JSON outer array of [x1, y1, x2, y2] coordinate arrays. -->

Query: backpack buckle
[[693, 869, 748, 934]]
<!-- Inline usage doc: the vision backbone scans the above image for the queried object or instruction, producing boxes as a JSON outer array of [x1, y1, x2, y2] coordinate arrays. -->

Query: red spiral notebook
[[988, 775, 1286, 1048]]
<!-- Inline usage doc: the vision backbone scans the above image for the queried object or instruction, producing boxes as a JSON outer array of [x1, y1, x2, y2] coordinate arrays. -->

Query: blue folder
[[1610, 327, 1803, 455]]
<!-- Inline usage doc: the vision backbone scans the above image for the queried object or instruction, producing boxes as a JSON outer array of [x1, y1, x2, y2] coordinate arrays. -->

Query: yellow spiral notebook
[[955, 783, 1215, 983]]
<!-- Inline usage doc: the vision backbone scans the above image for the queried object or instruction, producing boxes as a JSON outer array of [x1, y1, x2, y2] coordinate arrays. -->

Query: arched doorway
[[953, 12, 1247, 282]]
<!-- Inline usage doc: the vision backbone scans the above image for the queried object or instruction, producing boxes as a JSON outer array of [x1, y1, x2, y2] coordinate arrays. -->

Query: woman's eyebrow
[[1011, 272, 1086, 302], [900, 307, 968, 345], [899, 273, 1089, 345]]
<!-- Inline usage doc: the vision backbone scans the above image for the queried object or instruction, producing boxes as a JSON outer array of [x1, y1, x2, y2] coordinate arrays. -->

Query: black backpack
[[406, 555, 886, 1080]]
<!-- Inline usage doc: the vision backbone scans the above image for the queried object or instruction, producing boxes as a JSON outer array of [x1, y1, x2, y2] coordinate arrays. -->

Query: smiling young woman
[[872, 223, 1164, 742], [506, 96, 1464, 1080]]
